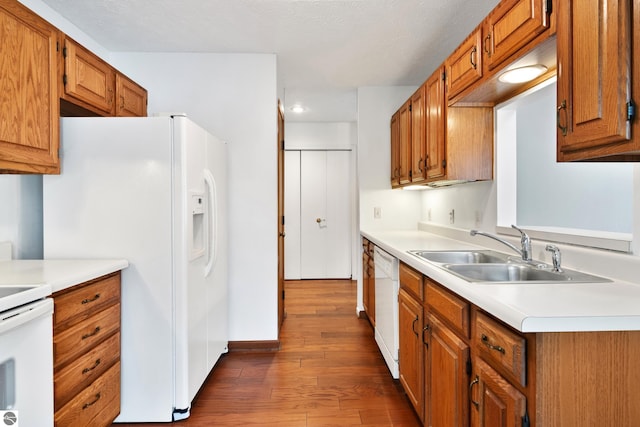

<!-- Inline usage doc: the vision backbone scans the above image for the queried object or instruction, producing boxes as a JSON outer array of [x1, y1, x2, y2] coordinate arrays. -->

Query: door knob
[[316, 218, 322, 223]]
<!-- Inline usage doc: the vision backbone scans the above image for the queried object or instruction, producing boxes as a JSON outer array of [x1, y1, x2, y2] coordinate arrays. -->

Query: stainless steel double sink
[[408, 250, 610, 284]]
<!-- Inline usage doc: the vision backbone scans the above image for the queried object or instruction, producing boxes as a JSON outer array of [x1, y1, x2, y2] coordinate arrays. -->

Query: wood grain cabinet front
[[362, 238, 375, 325], [556, 0, 639, 161], [61, 36, 116, 116], [390, 112, 401, 188], [116, 73, 148, 117], [53, 272, 122, 427], [470, 358, 526, 427], [446, 27, 483, 101], [484, 0, 551, 71], [398, 287, 425, 421], [0, 0, 60, 174]]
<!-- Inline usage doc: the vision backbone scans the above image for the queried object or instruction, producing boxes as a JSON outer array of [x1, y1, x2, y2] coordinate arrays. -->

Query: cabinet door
[[425, 67, 446, 181], [556, 0, 634, 161], [446, 28, 483, 100], [63, 37, 115, 115], [0, 1, 60, 174], [116, 73, 147, 117], [410, 85, 427, 183], [426, 314, 470, 427], [362, 242, 374, 325], [485, 0, 550, 70], [398, 100, 412, 185], [398, 288, 424, 420], [390, 112, 400, 188], [470, 358, 526, 427]]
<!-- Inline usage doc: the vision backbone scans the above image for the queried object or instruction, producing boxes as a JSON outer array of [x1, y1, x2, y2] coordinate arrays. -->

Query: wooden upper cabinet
[[62, 36, 116, 115], [410, 85, 426, 184], [390, 112, 400, 188], [484, 0, 551, 71], [446, 27, 483, 100], [0, 0, 60, 174], [424, 67, 446, 181], [398, 100, 412, 185], [116, 73, 147, 117], [557, 0, 639, 161]]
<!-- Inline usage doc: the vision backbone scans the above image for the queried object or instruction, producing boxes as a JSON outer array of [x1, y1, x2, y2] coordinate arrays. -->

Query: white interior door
[[299, 150, 351, 279]]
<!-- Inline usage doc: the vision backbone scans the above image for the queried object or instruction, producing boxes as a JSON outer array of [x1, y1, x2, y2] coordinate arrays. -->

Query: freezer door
[[172, 117, 228, 415]]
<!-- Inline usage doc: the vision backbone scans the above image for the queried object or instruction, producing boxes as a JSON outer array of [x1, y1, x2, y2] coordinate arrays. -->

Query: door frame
[[277, 101, 285, 334]]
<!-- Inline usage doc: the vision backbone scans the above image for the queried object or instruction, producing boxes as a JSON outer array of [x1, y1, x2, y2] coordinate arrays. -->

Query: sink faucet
[[470, 225, 532, 262]]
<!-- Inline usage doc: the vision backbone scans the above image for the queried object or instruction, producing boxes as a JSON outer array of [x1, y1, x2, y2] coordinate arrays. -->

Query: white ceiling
[[40, 0, 500, 121]]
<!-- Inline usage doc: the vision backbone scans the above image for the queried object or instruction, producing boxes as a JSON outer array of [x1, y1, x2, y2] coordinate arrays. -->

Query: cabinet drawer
[[474, 310, 526, 386], [54, 273, 120, 329], [425, 279, 470, 338], [54, 304, 120, 368], [55, 332, 120, 410], [399, 262, 423, 300], [55, 361, 121, 427]]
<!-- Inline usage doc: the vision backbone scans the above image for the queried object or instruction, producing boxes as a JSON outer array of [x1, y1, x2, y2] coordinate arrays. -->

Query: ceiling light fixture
[[290, 104, 305, 113], [498, 65, 548, 84]]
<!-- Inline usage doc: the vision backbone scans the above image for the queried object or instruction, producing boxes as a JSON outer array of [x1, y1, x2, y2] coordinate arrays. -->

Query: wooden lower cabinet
[[362, 238, 375, 325], [470, 358, 526, 427], [53, 272, 122, 427], [425, 314, 470, 427], [397, 261, 640, 427], [398, 287, 424, 420]]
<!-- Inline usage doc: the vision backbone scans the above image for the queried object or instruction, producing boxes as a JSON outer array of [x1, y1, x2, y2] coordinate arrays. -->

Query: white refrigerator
[[43, 115, 228, 422]]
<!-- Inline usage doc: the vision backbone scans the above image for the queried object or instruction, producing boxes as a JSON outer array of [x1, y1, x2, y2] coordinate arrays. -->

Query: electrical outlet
[[475, 210, 482, 227], [427, 208, 432, 221], [374, 207, 382, 219], [449, 209, 455, 224]]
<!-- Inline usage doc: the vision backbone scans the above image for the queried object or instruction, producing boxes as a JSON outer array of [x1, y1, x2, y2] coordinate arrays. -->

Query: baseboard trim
[[228, 340, 281, 352]]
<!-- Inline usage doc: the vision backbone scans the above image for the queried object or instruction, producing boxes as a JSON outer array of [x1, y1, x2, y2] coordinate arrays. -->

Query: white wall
[[357, 87, 422, 232], [0, 176, 43, 259], [111, 52, 278, 342], [286, 122, 355, 150], [18, 0, 110, 60]]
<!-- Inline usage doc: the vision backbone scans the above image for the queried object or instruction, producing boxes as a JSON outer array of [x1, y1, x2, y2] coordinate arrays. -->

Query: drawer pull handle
[[482, 334, 505, 354], [469, 376, 480, 409], [82, 358, 101, 374], [82, 326, 101, 340], [82, 393, 101, 410], [82, 294, 101, 304]]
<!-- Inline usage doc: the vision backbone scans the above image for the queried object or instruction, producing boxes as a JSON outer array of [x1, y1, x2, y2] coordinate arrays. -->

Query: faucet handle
[[511, 225, 532, 261]]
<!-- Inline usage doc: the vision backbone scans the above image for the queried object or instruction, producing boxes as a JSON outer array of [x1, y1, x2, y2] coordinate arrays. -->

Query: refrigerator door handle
[[204, 169, 217, 277]]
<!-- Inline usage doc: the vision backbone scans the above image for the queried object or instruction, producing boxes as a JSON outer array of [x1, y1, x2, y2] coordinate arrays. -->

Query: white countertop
[[362, 229, 640, 333], [0, 259, 129, 294]]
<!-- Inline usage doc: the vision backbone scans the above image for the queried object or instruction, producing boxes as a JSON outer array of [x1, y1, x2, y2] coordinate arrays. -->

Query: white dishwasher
[[373, 246, 399, 379]]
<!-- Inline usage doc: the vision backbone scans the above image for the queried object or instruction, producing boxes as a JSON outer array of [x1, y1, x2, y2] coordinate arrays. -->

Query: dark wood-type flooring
[[115, 280, 421, 426]]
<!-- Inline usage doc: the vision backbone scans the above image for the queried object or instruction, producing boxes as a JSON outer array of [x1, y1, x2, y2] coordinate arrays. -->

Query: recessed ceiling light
[[498, 65, 548, 84], [290, 104, 305, 113]]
